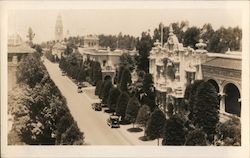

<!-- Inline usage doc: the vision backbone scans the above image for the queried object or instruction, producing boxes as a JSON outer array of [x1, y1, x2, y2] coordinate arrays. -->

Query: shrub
[[115, 92, 130, 120], [125, 95, 140, 126], [185, 128, 207, 146]]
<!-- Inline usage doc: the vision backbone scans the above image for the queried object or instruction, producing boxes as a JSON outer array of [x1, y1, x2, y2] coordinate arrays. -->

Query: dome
[[8, 33, 23, 46]]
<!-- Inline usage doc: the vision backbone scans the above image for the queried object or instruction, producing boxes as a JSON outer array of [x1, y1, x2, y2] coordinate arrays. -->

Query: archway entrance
[[224, 83, 241, 117], [104, 75, 112, 81]]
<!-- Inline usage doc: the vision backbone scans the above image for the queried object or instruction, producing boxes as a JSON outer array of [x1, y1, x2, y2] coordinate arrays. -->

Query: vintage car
[[61, 71, 66, 76], [91, 103, 102, 111], [77, 86, 82, 93], [107, 115, 120, 128]]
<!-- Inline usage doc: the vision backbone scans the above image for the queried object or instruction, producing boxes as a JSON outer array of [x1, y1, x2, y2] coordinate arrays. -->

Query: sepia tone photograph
[[1, 1, 250, 158]]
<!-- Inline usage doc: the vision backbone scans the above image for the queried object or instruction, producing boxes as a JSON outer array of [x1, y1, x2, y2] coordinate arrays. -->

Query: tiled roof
[[202, 57, 241, 70], [8, 44, 35, 54]]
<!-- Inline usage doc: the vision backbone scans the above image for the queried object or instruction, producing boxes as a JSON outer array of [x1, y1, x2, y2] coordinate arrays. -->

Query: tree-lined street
[[44, 58, 158, 145]]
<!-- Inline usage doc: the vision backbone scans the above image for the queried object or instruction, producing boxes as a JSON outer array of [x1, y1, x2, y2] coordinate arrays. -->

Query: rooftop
[[202, 57, 241, 71]]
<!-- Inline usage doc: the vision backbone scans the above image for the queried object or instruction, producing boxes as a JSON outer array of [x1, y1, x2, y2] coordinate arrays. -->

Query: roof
[[8, 44, 35, 54], [202, 57, 241, 71]]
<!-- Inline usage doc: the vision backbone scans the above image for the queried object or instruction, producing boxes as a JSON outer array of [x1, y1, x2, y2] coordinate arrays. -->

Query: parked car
[[77, 86, 82, 93], [91, 103, 102, 111], [107, 115, 120, 128], [61, 71, 66, 76]]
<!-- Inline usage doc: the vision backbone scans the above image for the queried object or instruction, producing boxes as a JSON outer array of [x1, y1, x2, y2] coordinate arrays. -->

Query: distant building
[[79, 35, 138, 82], [149, 25, 241, 118], [8, 33, 35, 90], [55, 14, 64, 41]]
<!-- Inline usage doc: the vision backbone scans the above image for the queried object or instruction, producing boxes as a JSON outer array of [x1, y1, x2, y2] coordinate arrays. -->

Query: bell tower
[[55, 14, 63, 41]]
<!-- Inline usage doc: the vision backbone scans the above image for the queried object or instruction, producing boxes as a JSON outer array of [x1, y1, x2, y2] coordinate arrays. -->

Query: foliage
[[107, 87, 121, 112], [185, 128, 207, 146], [115, 92, 130, 119], [135, 105, 151, 129], [99, 33, 137, 50], [136, 31, 153, 72], [16, 54, 45, 88], [95, 80, 103, 96], [120, 67, 132, 92], [145, 108, 166, 140], [215, 117, 241, 146], [8, 54, 84, 145], [125, 95, 140, 125], [101, 79, 113, 104], [192, 81, 219, 138], [162, 115, 186, 145]]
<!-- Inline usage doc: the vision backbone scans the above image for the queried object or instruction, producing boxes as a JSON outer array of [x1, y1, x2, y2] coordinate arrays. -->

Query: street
[[43, 58, 158, 145]]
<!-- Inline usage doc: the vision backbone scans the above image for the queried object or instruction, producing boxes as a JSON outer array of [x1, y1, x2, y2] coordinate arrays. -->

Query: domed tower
[[55, 14, 63, 41]]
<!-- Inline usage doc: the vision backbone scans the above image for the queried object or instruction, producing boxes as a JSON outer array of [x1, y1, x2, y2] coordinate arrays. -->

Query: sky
[[8, 9, 242, 43]]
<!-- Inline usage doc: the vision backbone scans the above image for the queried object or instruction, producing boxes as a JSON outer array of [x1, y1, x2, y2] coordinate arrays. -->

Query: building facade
[[79, 35, 138, 82], [149, 25, 241, 118], [8, 34, 35, 91]]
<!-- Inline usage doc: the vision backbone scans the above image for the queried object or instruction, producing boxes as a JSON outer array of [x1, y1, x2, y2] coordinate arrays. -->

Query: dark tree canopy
[[115, 92, 130, 119], [145, 108, 166, 140], [107, 87, 121, 112], [125, 95, 140, 124], [135, 105, 151, 128], [101, 79, 113, 104], [162, 115, 186, 145], [185, 128, 207, 146], [192, 81, 219, 137], [120, 67, 132, 92]]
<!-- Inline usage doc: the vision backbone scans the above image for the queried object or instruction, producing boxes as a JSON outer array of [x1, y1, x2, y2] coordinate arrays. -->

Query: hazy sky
[[8, 9, 242, 43]]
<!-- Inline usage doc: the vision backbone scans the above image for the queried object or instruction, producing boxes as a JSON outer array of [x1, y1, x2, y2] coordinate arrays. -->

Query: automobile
[[107, 114, 120, 128], [61, 71, 66, 76], [91, 103, 102, 111], [77, 86, 82, 93]]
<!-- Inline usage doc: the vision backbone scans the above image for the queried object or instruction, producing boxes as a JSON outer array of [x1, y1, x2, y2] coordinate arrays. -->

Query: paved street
[[43, 58, 158, 145]]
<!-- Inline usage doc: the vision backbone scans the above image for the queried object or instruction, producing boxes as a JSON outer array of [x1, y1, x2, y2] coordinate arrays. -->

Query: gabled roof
[[8, 44, 35, 54]]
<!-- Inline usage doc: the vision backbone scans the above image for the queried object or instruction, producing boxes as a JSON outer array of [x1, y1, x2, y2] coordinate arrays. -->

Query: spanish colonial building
[[78, 35, 138, 83], [149, 25, 241, 118], [8, 34, 35, 91]]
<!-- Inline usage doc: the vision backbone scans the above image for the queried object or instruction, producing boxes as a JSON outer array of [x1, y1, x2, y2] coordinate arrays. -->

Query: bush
[[146, 108, 166, 141], [135, 105, 151, 130], [215, 117, 241, 146], [101, 79, 113, 104], [107, 87, 121, 112], [115, 92, 130, 120], [185, 128, 207, 146], [125, 95, 140, 126], [162, 115, 186, 145]]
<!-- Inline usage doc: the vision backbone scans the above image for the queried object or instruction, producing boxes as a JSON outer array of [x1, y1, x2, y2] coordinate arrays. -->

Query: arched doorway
[[104, 75, 112, 81], [207, 79, 219, 93], [224, 83, 241, 117]]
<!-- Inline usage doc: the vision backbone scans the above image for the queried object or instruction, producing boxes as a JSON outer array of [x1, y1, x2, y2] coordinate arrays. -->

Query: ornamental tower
[[55, 14, 63, 41]]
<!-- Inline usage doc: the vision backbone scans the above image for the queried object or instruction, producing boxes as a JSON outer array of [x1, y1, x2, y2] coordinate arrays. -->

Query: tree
[[120, 67, 132, 92], [101, 79, 113, 104], [95, 80, 103, 96], [135, 105, 151, 132], [125, 95, 140, 127], [183, 26, 200, 48], [136, 31, 153, 72], [185, 128, 207, 146], [192, 81, 219, 142], [107, 87, 121, 112], [215, 117, 241, 146], [27, 27, 35, 46], [60, 122, 84, 145], [16, 54, 45, 88], [162, 115, 186, 145], [92, 61, 102, 85], [145, 108, 166, 145], [115, 92, 130, 120]]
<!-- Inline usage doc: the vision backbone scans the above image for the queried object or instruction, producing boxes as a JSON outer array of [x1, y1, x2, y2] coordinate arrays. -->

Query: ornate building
[[8, 34, 35, 90], [149, 25, 241, 118], [55, 14, 64, 41], [79, 35, 138, 83]]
